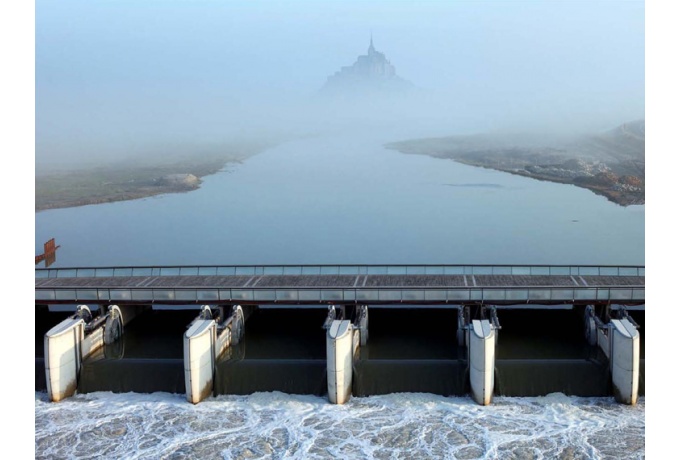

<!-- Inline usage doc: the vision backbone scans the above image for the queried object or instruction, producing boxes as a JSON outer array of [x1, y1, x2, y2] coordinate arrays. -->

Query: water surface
[[35, 132, 644, 267]]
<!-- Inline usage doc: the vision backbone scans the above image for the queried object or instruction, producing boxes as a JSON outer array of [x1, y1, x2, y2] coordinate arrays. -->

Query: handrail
[[34, 283, 645, 290], [35, 264, 645, 279]]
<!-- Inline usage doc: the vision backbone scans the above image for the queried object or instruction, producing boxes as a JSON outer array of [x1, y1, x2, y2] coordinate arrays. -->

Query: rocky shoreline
[[386, 121, 645, 206]]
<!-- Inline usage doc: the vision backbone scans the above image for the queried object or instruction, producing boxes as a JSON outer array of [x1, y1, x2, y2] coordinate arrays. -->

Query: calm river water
[[35, 132, 644, 267]]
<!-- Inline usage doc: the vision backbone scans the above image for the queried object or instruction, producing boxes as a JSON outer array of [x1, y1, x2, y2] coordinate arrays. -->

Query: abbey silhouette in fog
[[321, 36, 413, 95]]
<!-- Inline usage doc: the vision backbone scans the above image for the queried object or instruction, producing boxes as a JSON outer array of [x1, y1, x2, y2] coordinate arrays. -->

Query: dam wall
[[35, 305, 645, 403]]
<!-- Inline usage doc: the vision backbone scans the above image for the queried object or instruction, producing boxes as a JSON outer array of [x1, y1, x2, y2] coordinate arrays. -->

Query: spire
[[368, 33, 375, 54]]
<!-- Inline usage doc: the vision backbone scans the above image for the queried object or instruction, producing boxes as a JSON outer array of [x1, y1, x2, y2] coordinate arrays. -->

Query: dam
[[36, 263, 644, 407]]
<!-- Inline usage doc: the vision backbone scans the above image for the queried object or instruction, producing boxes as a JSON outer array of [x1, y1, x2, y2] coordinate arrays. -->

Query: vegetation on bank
[[35, 143, 272, 211]]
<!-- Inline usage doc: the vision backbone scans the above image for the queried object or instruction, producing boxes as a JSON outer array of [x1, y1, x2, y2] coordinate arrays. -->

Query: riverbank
[[35, 142, 273, 212], [386, 121, 645, 206], [450, 157, 644, 206]]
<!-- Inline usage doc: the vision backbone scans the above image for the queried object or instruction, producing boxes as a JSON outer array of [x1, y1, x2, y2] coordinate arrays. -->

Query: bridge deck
[[35, 274, 644, 289], [35, 266, 645, 306]]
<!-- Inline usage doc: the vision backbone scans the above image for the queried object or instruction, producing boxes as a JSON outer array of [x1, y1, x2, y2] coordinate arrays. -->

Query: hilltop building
[[321, 37, 412, 95]]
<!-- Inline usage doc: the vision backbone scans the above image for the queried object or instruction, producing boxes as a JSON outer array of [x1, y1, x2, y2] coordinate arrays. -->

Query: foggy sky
[[36, 0, 644, 166]]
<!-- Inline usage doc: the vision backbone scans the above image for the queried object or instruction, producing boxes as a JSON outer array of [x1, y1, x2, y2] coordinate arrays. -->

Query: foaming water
[[35, 391, 644, 459]]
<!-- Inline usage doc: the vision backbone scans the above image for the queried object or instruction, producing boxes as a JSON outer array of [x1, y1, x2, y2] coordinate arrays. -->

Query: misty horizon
[[36, 0, 644, 166]]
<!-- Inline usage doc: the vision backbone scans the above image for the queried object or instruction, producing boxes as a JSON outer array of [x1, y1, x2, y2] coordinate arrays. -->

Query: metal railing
[[35, 264, 645, 279], [35, 285, 645, 305]]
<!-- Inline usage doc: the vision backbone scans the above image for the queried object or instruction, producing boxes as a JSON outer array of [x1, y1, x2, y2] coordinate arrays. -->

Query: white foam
[[35, 391, 644, 459]]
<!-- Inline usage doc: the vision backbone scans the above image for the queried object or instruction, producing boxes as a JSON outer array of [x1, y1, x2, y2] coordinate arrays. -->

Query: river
[[35, 132, 643, 267], [35, 131, 645, 458]]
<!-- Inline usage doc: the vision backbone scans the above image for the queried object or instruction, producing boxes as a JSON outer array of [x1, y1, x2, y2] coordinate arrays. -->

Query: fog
[[36, 0, 644, 168]]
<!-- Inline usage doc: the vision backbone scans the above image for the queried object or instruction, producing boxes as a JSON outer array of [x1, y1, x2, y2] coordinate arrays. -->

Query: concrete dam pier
[[36, 264, 645, 406]]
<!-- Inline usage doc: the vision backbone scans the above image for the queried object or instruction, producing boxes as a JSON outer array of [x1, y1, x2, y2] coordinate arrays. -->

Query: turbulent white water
[[35, 391, 644, 459]]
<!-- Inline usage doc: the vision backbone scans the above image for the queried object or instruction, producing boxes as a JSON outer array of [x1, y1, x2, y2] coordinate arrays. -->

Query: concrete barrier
[[469, 319, 496, 406], [589, 308, 640, 405], [183, 305, 248, 403], [184, 315, 216, 404], [44, 316, 86, 402], [44, 305, 114, 402], [610, 318, 640, 405], [327, 319, 353, 404]]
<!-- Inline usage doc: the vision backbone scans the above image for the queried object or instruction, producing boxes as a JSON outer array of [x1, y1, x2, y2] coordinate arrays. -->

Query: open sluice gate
[[40, 303, 643, 406], [183, 305, 251, 404], [43, 304, 147, 402], [585, 305, 641, 405]]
